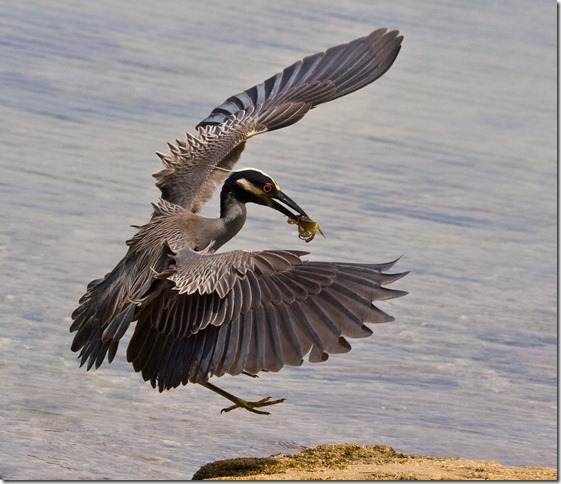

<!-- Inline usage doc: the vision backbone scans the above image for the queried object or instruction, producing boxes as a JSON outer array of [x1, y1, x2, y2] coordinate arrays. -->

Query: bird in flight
[[71, 28, 407, 415]]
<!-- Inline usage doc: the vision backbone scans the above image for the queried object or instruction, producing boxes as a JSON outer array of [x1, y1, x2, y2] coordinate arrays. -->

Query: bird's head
[[221, 168, 309, 219]]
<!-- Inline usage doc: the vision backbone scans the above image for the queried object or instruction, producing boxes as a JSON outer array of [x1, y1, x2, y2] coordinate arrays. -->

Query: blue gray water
[[0, 0, 556, 479]]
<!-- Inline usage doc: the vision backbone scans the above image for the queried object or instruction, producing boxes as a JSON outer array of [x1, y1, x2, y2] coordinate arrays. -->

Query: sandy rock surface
[[192, 443, 557, 480]]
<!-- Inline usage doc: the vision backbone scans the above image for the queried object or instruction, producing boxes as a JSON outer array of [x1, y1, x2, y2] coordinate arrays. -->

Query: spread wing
[[154, 28, 403, 212], [123, 247, 408, 391]]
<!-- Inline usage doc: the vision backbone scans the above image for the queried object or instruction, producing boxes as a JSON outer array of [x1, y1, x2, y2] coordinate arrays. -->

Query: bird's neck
[[220, 190, 247, 220], [211, 192, 247, 251]]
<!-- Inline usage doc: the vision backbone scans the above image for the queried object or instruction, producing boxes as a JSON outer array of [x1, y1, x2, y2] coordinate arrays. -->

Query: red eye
[[263, 183, 273, 193]]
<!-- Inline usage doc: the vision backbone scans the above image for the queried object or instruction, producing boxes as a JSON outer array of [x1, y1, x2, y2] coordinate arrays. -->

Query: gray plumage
[[70, 29, 406, 413], [154, 28, 402, 212]]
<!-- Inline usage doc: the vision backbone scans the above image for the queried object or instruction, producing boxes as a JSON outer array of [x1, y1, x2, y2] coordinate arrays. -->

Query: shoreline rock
[[192, 443, 556, 480]]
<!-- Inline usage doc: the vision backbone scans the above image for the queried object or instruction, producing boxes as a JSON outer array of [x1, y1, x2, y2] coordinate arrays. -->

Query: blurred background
[[0, 0, 556, 479]]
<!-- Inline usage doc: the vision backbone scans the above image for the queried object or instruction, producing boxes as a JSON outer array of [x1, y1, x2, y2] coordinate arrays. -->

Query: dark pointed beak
[[270, 191, 309, 219]]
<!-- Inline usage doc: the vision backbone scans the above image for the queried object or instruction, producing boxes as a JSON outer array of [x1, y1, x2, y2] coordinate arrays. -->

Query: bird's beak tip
[[270, 190, 309, 219]]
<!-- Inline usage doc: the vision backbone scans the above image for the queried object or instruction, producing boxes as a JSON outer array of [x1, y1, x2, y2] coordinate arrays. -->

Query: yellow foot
[[198, 381, 285, 416], [221, 396, 286, 415]]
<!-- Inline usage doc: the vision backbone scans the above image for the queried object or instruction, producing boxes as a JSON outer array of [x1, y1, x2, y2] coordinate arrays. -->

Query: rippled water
[[0, 0, 556, 479]]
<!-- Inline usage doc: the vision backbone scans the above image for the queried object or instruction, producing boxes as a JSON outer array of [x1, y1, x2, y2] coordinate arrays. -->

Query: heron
[[70, 28, 407, 415]]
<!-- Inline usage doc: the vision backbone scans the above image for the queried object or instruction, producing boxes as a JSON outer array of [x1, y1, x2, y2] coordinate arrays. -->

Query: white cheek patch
[[235, 169, 281, 194], [236, 178, 263, 195]]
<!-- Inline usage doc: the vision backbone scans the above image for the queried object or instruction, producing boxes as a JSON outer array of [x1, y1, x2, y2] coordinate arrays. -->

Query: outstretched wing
[[69, 216, 175, 371], [125, 247, 408, 391], [154, 28, 403, 212]]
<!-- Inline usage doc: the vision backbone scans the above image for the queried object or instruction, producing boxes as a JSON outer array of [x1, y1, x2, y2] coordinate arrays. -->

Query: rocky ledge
[[192, 443, 556, 480]]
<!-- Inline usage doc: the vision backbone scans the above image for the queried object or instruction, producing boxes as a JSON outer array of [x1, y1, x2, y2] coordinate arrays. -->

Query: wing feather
[[154, 29, 402, 212], [230, 311, 254, 376], [262, 303, 285, 372], [247, 305, 267, 375], [123, 247, 407, 390], [275, 303, 306, 366], [73, 239, 407, 392]]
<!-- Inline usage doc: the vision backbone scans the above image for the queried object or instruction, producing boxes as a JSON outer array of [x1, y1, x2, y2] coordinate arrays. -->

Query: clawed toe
[[200, 381, 286, 415], [221, 396, 286, 415]]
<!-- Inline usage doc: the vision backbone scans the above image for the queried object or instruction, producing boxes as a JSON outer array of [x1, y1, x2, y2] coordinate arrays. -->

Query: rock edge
[[192, 443, 557, 480]]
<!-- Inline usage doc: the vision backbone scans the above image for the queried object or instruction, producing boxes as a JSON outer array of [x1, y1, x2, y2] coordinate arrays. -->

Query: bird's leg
[[199, 381, 285, 415], [242, 371, 259, 378]]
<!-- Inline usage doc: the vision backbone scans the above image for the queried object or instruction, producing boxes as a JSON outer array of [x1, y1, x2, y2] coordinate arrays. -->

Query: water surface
[[0, 0, 556, 479]]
